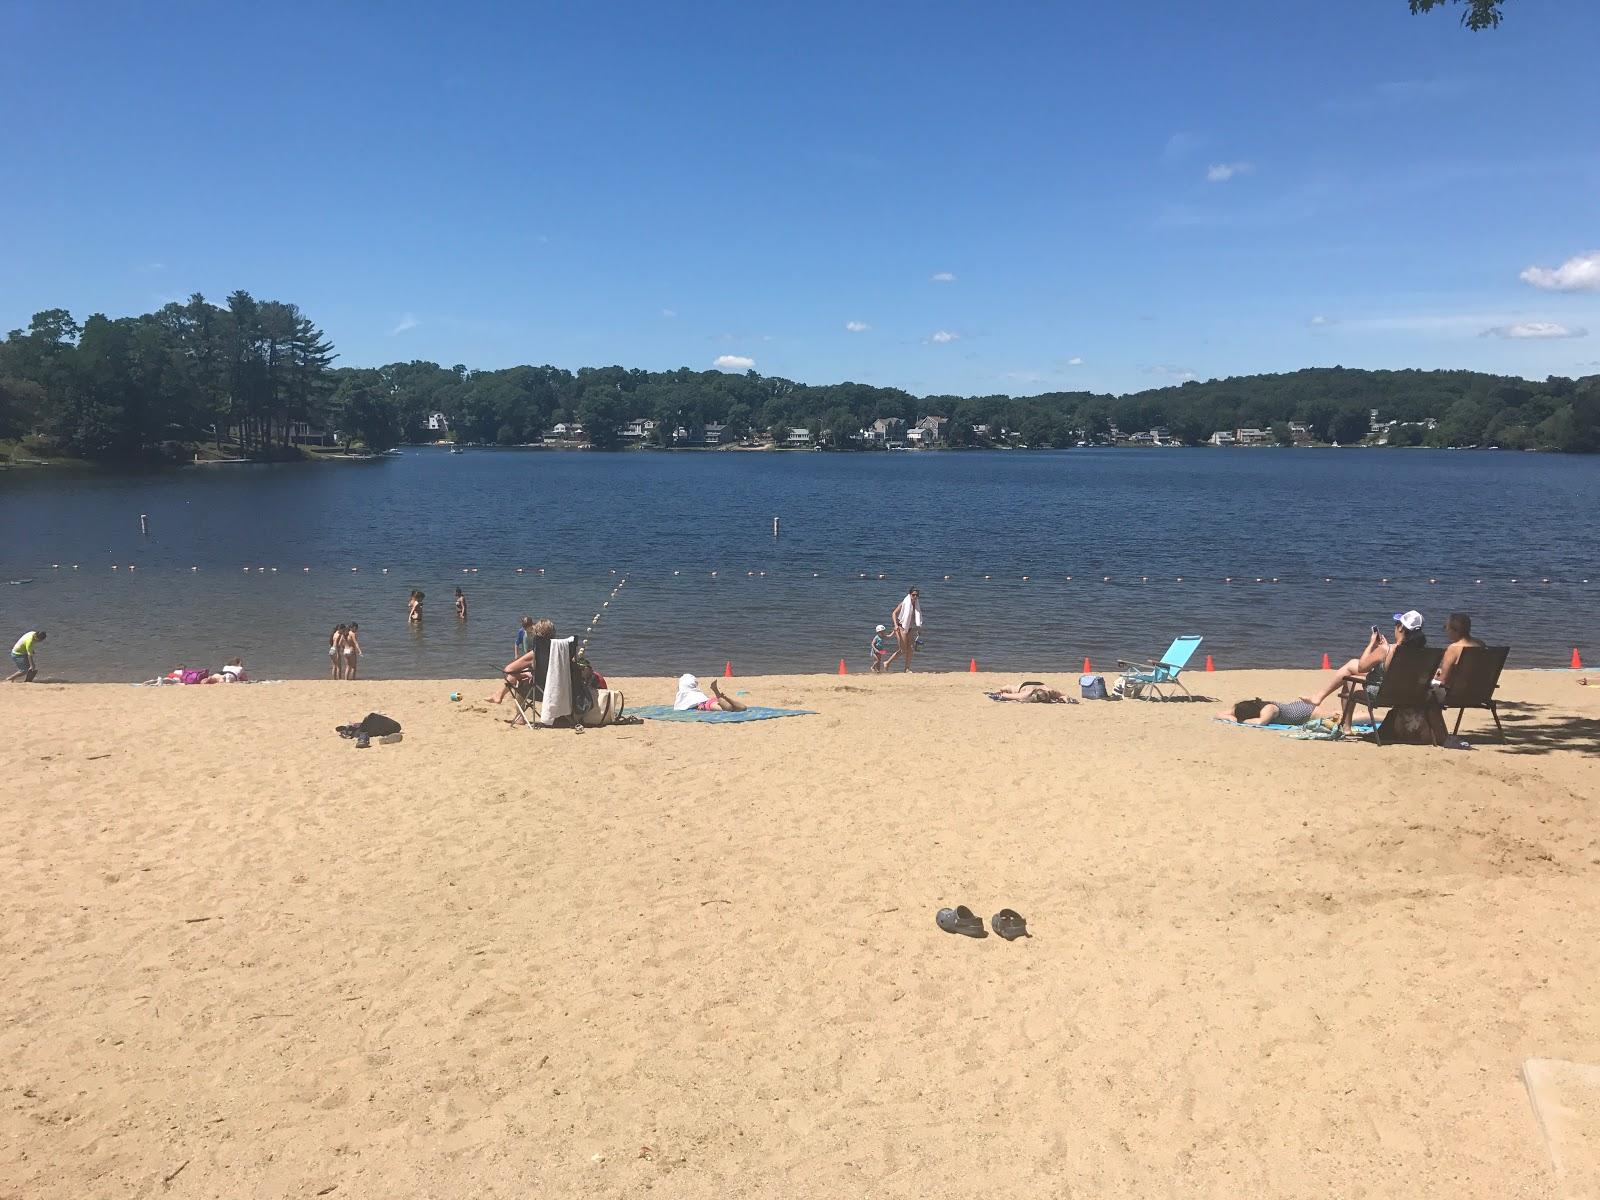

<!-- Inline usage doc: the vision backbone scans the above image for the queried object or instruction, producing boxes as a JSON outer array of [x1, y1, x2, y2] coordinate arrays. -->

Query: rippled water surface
[[3, 447, 1595, 680]]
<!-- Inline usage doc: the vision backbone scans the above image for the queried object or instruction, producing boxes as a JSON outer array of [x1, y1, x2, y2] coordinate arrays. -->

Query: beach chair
[[1444, 645, 1510, 741], [1340, 643, 1445, 745], [1115, 635, 1203, 700]]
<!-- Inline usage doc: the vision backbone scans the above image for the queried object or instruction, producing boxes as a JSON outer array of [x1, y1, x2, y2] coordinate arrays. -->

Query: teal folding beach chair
[[1115, 635, 1203, 700]]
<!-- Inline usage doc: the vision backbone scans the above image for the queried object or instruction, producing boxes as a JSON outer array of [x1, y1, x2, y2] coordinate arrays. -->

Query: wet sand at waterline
[[4, 671, 1598, 1198]]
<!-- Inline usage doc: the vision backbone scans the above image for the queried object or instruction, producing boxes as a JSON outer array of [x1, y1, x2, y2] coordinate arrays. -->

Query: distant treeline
[[3, 294, 1598, 458]]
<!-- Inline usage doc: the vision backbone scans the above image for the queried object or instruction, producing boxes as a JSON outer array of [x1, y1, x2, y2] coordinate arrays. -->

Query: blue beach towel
[[630, 704, 816, 724], [1213, 717, 1376, 734]]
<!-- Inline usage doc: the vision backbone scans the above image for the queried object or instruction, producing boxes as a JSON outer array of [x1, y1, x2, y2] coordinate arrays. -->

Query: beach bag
[[180, 668, 209, 685], [1079, 673, 1107, 700], [357, 713, 402, 738], [570, 652, 598, 715], [579, 688, 626, 726]]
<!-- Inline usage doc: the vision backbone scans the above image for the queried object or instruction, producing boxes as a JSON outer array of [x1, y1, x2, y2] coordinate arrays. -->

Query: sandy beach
[[3, 668, 1597, 1198]]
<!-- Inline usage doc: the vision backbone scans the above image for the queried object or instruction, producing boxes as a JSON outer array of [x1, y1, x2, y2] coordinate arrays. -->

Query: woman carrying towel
[[890, 587, 922, 673]]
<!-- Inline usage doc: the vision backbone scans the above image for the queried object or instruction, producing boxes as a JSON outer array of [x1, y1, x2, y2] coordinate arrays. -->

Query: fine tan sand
[[3, 669, 1598, 1199]]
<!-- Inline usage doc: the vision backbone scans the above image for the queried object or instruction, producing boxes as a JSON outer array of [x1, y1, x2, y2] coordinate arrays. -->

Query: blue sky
[[3, 0, 1597, 396]]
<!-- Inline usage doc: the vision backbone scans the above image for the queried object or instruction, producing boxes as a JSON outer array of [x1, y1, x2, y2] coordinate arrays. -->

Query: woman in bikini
[[344, 623, 362, 680], [329, 624, 347, 679], [455, 587, 467, 619], [408, 591, 424, 624]]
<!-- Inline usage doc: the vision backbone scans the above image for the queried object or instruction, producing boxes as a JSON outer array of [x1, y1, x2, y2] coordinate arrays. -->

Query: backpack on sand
[[1079, 674, 1108, 700]]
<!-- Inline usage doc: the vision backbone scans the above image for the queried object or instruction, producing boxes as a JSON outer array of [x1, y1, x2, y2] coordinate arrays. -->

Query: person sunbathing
[[1310, 610, 1426, 710], [992, 682, 1069, 703], [1434, 612, 1484, 694], [1218, 696, 1324, 725], [486, 619, 554, 704], [674, 674, 748, 712]]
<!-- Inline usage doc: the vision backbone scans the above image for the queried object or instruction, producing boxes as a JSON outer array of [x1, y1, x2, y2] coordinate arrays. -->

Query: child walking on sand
[[870, 624, 897, 672]]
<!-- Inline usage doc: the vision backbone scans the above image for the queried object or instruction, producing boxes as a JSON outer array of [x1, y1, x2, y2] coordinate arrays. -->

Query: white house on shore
[[425, 411, 449, 433]]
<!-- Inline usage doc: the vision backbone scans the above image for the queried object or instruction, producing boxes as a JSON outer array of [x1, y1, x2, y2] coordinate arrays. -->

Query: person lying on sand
[[199, 657, 248, 684], [992, 682, 1069, 703], [1218, 696, 1327, 726], [674, 674, 748, 712]]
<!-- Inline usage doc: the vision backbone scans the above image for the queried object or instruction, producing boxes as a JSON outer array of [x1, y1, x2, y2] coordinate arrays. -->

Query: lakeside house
[[228, 420, 334, 448], [1208, 430, 1237, 447], [622, 418, 657, 442], [543, 422, 585, 443], [782, 427, 815, 448], [425, 411, 449, 433]]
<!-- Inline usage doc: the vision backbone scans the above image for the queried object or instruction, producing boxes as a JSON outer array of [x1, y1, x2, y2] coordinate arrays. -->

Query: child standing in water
[[408, 590, 423, 623], [455, 587, 467, 619]]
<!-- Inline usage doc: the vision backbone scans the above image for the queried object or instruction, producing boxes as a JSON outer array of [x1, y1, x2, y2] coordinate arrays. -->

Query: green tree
[[1409, 0, 1505, 31], [576, 385, 627, 449]]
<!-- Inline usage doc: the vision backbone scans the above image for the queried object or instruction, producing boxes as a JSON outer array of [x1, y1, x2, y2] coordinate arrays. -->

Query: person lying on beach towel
[[990, 682, 1072, 703], [1217, 696, 1327, 726], [200, 657, 248, 683], [674, 673, 748, 713]]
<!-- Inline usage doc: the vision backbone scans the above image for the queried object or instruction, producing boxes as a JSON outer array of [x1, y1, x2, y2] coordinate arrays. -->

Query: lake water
[[3, 448, 1596, 682]]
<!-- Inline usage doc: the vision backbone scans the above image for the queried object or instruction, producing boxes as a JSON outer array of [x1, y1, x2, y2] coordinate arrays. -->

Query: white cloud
[[713, 354, 755, 369], [845, 320, 871, 332], [930, 271, 956, 283], [929, 330, 959, 344], [660, 308, 677, 318], [1206, 162, 1253, 183], [390, 314, 420, 335], [1520, 252, 1600, 292], [1067, 356, 1084, 365], [1309, 315, 1335, 326], [1482, 322, 1587, 340]]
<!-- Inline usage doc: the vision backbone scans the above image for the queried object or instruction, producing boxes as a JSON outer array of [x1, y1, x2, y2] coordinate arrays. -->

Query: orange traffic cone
[[968, 657, 978, 672], [1321, 652, 1331, 669], [724, 661, 733, 678], [838, 658, 848, 675], [1205, 654, 1215, 672], [1574, 648, 1584, 669], [1082, 657, 1092, 673]]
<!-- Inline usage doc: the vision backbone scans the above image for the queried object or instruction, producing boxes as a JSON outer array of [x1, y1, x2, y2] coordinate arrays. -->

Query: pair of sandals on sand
[[936, 906, 1029, 940]]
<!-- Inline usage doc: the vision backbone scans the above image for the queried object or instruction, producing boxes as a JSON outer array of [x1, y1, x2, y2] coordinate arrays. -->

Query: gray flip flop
[[936, 905, 987, 938], [991, 909, 1029, 940]]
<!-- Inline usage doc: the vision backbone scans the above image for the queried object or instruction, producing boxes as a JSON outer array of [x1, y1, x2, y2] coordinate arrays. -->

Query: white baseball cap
[[875, 624, 887, 633], [1393, 610, 1424, 631]]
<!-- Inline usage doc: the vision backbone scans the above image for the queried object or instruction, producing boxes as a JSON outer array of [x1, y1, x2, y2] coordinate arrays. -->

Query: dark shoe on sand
[[936, 905, 987, 938], [991, 909, 1029, 940]]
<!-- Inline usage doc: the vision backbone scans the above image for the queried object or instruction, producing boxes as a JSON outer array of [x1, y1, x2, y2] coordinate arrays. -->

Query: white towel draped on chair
[[538, 637, 575, 726]]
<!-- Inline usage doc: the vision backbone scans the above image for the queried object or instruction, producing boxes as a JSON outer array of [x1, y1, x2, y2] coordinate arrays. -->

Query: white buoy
[[139, 513, 148, 536], [773, 517, 780, 537], [192, 566, 198, 572]]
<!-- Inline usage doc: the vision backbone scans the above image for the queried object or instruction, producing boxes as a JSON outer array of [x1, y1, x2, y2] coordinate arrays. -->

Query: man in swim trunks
[[8, 629, 46, 682]]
